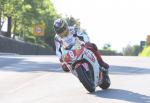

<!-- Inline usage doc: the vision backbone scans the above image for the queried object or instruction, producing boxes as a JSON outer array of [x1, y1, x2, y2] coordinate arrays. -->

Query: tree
[[0, 0, 59, 49], [131, 45, 141, 56], [0, 0, 7, 31], [123, 44, 133, 56], [0, 0, 22, 37], [103, 43, 111, 50], [122, 44, 141, 56], [65, 15, 89, 35], [20, 0, 59, 48], [66, 16, 80, 27], [0, 0, 87, 50]]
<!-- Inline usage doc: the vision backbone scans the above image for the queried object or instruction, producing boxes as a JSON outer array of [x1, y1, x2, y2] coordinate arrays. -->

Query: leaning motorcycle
[[61, 38, 111, 92]]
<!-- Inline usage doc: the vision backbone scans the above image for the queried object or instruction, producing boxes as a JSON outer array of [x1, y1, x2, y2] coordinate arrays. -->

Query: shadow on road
[[1, 56, 150, 74], [0, 57, 22, 68], [110, 65, 150, 75], [0, 56, 63, 73], [91, 88, 150, 103]]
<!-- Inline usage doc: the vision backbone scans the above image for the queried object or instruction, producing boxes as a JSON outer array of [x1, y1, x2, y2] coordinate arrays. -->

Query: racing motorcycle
[[61, 37, 111, 92]]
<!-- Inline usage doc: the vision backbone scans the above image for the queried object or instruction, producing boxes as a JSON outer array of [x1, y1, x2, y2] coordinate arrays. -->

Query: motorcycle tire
[[99, 71, 111, 89], [76, 65, 95, 93]]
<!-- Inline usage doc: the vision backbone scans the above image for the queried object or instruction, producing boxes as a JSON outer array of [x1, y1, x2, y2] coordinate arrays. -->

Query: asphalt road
[[0, 55, 150, 103]]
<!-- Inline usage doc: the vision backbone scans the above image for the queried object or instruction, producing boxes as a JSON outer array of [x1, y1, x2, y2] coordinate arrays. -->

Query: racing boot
[[97, 60, 110, 86], [98, 60, 109, 81], [99, 66, 110, 89]]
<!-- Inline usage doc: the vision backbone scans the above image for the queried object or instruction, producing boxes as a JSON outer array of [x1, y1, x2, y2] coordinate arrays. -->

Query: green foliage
[[24, 35, 36, 44], [102, 43, 111, 50], [0, 0, 59, 49], [131, 45, 141, 56], [0, 0, 85, 49], [123, 44, 141, 56], [99, 49, 122, 56], [66, 16, 80, 27], [64, 15, 88, 35], [99, 43, 122, 55], [123, 44, 132, 56], [0, 0, 21, 30], [100, 43, 122, 55], [139, 46, 150, 56]]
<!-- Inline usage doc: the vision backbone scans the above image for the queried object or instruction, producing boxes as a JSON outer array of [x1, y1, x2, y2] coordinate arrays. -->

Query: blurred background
[[0, 0, 150, 56]]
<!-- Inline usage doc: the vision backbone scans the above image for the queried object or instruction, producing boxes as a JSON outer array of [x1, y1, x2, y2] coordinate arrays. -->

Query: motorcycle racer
[[53, 18, 109, 75]]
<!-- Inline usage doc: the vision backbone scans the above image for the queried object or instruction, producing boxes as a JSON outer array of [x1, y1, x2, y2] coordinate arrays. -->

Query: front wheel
[[76, 65, 95, 93]]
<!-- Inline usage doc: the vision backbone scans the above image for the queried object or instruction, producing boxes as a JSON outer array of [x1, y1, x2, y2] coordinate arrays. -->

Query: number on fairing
[[69, 51, 74, 58]]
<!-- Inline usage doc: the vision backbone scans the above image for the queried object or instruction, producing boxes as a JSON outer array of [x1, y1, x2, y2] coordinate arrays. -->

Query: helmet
[[53, 18, 68, 37]]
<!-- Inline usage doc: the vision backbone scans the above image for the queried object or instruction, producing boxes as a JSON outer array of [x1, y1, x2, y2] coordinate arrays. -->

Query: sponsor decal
[[85, 50, 95, 62]]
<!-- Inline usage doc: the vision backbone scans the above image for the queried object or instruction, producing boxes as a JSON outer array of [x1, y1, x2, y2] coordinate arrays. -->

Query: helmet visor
[[55, 24, 67, 34], [58, 27, 68, 38]]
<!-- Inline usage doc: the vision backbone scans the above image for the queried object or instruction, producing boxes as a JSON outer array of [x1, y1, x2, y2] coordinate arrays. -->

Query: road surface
[[0, 55, 150, 103]]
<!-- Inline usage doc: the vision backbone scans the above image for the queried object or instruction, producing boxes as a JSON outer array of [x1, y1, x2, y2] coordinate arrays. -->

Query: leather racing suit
[[54, 27, 109, 72]]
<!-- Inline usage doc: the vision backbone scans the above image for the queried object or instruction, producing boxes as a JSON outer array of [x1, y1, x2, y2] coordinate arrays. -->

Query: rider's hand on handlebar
[[81, 43, 85, 47]]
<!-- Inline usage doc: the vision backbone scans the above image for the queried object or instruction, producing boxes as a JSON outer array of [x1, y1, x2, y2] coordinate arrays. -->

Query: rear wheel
[[76, 64, 95, 93], [99, 71, 111, 89]]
